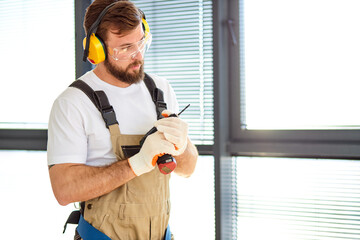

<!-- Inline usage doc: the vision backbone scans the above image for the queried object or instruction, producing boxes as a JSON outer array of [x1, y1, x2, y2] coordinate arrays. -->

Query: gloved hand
[[128, 131, 178, 176], [154, 110, 188, 156]]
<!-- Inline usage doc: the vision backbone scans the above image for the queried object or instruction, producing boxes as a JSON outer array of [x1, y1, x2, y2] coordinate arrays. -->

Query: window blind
[[132, 0, 213, 145], [235, 157, 360, 240]]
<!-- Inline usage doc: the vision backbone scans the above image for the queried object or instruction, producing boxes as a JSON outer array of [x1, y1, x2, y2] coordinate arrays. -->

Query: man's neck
[[93, 64, 131, 88]]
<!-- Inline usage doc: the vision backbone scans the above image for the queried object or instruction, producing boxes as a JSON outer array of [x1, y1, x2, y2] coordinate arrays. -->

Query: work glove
[[154, 110, 188, 156], [128, 131, 178, 176]]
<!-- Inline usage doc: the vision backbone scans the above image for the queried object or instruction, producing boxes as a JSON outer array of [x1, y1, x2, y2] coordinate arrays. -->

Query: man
[[47, 0, 198, 239]]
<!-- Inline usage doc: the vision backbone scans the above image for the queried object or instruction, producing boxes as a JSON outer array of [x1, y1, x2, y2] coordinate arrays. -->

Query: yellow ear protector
[[83, 3, 150, 65]]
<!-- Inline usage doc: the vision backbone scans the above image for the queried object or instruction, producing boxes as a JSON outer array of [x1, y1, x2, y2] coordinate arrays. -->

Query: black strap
[[94, 91, 118, 127], [144, 73, 167, 119], [70, 80, 100, 110], [63, 210, 81, 233], [69, 73, 167, 123], [69, 80, 118, 128]]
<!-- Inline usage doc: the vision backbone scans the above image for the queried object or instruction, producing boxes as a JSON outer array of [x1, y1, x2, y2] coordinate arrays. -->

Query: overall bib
[[83, 123, 171, 240], [68, 75, 174, 240]]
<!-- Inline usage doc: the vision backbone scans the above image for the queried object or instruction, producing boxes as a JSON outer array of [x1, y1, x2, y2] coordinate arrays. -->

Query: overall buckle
[[101, 106, 118, 128]]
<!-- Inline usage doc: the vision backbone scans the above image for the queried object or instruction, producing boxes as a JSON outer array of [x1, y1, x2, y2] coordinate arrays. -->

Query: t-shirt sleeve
[[47, 97, 88, 165]]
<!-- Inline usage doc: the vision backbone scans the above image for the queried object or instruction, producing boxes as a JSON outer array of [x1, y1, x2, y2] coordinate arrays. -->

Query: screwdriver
[[139, 104, 190, 174]]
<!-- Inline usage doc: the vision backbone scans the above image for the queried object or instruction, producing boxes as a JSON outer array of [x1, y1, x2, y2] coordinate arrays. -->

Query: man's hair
[[83, 0, 143, 42]]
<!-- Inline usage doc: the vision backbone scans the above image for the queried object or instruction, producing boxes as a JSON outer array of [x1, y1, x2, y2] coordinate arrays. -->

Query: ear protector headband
[[83, 2, 150, 65]]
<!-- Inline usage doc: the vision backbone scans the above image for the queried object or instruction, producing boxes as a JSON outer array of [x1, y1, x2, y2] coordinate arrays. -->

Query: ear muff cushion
[[83, 33, 106, 64], [142, 18, 150, 37]]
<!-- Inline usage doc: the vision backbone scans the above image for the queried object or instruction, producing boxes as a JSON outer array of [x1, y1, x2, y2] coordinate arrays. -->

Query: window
[[0, 0, 75, 129], [218, 1, 360, 239], [228, 0, 360, 159], [242, 0, 360, 130]]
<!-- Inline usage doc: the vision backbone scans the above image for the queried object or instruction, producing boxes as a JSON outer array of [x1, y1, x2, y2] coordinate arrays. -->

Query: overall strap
[[69, 80, 118, 129], [69, 74, 167, 161], [70, 73, 167, 123], [144, 73, 167, 119], [70, 80, 121, 154]]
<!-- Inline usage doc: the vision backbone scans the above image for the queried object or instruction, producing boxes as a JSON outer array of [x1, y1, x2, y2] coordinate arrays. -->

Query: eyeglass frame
[[107, 32, 152, 61]]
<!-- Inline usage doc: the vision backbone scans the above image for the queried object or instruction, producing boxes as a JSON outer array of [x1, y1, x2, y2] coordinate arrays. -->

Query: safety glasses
[[109, 33, 152, 61]]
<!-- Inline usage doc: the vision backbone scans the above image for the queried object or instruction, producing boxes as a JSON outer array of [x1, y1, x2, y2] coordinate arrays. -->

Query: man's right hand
[[128, 131, 178, 176]]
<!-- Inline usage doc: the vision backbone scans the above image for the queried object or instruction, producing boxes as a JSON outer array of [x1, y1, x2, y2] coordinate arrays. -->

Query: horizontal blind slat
[[236, 157, 360, 239]]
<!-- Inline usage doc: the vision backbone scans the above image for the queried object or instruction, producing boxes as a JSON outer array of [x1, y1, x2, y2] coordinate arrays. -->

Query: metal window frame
[[212, 0, 239, 239], [226, 0, 360, 160]]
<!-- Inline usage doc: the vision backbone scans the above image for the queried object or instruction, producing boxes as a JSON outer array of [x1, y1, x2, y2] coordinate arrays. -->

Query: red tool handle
[[157, 154, 177, 174]]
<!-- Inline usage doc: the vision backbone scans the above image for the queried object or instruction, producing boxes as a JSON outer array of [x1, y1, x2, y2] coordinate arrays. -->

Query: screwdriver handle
[[139, 105, 190, 174]]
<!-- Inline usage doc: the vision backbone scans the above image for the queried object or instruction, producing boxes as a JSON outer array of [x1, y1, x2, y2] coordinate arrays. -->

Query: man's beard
[[104, 58, 145, 85]]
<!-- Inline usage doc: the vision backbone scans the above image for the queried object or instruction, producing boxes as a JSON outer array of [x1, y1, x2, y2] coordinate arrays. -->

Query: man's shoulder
[[53, 77, 95, 110], [58, 70, 97, 100]]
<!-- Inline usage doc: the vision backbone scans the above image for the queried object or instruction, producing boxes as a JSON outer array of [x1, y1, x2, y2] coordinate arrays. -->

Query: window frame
[[226, 0, 360, 160], [214, 0, 360, 238]]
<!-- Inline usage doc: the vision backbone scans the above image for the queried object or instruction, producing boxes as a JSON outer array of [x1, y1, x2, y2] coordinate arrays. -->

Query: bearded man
[[47, 1, 198, 239]]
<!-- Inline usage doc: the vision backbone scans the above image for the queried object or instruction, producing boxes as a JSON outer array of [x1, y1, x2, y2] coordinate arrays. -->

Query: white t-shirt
[[47, 71, 179, 167]]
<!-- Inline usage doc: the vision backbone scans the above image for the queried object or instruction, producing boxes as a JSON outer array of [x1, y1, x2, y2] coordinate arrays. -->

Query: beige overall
[[83, 124, 172, 240]]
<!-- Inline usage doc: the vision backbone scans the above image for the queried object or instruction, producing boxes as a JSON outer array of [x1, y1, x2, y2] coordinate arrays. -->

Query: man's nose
[[131, 50, 144, 60]]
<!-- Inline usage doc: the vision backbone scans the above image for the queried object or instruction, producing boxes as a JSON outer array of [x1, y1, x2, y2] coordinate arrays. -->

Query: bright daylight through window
[[0, 0, 75, 129], [242, 0, 360, 130]]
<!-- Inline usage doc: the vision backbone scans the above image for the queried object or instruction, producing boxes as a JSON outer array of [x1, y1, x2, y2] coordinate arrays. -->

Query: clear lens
[[111, 33, 152, 61]]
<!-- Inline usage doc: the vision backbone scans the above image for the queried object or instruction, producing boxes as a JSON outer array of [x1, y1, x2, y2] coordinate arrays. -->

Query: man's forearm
[[49, 160, 136, 206], [174, 138, 198, 177]]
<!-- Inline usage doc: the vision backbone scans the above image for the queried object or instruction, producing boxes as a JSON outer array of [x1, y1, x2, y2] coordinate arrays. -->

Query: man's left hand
[[154, 110, 188, 156]]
